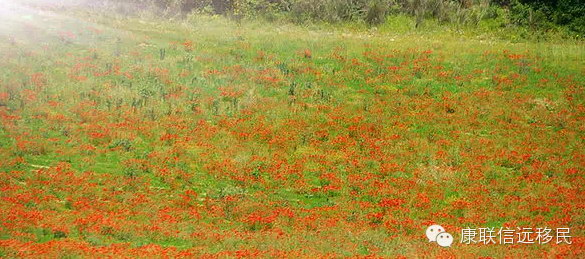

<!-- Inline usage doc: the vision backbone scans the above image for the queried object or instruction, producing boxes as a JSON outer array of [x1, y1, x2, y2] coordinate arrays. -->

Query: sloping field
[[0, 3, 584, 257]]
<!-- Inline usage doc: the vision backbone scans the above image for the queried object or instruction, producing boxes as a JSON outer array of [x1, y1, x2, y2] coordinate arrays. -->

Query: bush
[[84, 0, 584, 37], [512, 0, 585, 35], [365, 0, 390, 25]]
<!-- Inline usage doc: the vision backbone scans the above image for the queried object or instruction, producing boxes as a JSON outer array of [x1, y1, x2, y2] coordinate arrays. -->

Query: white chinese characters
[[460, 227, 572, 245]]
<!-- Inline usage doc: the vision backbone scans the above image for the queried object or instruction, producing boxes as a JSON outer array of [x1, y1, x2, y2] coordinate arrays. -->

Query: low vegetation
[[0, 1, 583, 257]]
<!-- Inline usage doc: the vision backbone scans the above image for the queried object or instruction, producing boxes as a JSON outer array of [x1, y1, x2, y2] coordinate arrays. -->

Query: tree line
[[85, 0, 585, 36]]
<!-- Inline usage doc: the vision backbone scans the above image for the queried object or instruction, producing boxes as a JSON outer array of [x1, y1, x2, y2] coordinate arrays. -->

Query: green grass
[[0, 6, 583, 258]]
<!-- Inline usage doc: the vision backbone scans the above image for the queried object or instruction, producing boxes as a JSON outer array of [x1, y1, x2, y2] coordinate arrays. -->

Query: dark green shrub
[[365, 0, 392, 25]]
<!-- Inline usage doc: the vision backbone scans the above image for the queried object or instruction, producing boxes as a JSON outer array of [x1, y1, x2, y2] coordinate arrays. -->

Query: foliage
[[0, 5, 584, 256], [512, 0, 585, 35], [40, 0, 582, 37]]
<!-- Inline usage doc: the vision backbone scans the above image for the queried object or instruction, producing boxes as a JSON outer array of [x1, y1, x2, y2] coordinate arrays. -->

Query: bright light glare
[[0, 0, 108, 44]]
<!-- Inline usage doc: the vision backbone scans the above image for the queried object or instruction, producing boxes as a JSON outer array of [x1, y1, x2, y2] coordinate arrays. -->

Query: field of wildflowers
[[0, 4, 584, 258]]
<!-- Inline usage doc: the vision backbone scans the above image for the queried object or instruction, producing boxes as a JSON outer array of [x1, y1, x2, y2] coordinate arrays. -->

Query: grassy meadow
[[0, 4, 584, 258]]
